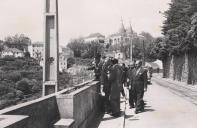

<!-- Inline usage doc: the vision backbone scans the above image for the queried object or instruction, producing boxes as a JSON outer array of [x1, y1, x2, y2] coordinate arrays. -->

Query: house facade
[[2, 47, 24, 58]]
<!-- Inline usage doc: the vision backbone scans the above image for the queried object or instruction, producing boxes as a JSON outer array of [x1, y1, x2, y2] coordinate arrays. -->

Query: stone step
[[54, 118, 74, 128]]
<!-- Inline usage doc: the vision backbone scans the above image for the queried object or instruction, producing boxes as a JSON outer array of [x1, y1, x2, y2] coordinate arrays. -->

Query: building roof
[[86, 33, 105, 38], [32, 42, 44, 47], [119, 22, 126, 34], [3, 48, 23, 53]]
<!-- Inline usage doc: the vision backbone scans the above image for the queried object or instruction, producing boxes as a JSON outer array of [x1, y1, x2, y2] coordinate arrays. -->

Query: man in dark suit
[[132, 60, 147, 114], [126, 62, 136, 109], [100, 57, 113, 113]]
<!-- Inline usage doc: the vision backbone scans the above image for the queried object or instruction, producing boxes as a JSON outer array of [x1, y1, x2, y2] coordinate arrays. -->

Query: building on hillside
[[59, 48, 74, 72], [2, 47, 24, 58], [105, 21, 137, 46], [29, 42, 44, 60], [28, 42, 74, 71], [84, 33, 105, 43], [105, 20, 137, 60]]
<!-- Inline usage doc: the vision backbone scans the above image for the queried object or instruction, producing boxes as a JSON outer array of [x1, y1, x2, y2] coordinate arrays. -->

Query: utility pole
[[142, 39, 145, 66], [130, 39, 133, 61], [43, 0, 59, 96]]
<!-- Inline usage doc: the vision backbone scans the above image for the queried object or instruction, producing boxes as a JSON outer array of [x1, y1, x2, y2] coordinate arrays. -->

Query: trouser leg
[[129, 89, 134, 107], [104, 93, 111, 113], [121, 84, 125, 97], [135, 90, 144, 111]]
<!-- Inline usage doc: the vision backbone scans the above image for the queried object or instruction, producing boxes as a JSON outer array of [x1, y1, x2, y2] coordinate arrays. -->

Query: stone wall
[[0, 80, 100, 128], [188, 49, 197, 84], [56, 81, 101, 128], [164, 49, 197, 84], [0, 94, 60, 128]]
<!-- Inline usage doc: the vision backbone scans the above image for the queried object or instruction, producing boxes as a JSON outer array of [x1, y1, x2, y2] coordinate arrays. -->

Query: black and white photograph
[[0, 0, 197, 128]]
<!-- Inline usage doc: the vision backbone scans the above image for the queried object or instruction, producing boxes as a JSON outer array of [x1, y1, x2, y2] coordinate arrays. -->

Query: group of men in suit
[[88, 54, 148, 116]]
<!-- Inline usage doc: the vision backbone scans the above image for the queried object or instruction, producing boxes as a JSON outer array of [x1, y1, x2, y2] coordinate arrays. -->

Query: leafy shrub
[[16, 78, 32, 94], [0, 99, 17, 110], [5, 92, 16, 99], [67, 57, 75, 68], [6, 72, 22, 82], [1, 66, 17, 71], [0, 84, 10, 96], [2, 56, 15, 61], [15, 90, 24, 99]]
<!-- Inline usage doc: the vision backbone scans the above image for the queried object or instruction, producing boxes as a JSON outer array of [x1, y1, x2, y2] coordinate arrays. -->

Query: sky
[[0, 0, 171, 46]]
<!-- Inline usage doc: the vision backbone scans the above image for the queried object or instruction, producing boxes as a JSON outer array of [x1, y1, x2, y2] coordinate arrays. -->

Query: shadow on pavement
[[143, 108, 155, 112], [87, 113, 105, 128], [125, 114, 134, 119], [101, 111, 124, 121], [128, 118, 140, 121]]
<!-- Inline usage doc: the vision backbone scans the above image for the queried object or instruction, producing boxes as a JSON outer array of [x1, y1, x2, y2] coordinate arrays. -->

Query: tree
[[67, 37, 104, 59], [4, 34, 31, 51], [150, 37, 170, 61], [162, 0, 192, 54], [67, 57, 75, 68], [67, 37, 86, 57]]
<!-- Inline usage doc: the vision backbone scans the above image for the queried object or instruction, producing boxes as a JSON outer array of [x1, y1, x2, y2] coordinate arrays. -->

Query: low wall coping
[[0, 80, 92, 115], [0, 115, 29, 128], [68, 81, 99, 96], [56, 81, 99, 99]]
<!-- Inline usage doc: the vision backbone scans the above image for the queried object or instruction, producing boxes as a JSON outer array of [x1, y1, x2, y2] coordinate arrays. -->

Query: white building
[[2, 48, 24, 58], [84, 33, 105, 43], [105, 22, 137, 46], [30, 42, 44, 60], [59, 48, 74, 72], [105, 20, 137, 60]]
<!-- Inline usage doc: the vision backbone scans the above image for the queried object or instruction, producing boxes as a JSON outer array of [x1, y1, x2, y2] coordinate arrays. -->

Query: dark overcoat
[[108, 64, 123, 114]]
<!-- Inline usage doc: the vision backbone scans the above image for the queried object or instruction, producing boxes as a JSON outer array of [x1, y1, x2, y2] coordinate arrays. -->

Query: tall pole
[[142, 40, 145, 66], [43, 0, 59, 96], [130, 39, 133, 61]]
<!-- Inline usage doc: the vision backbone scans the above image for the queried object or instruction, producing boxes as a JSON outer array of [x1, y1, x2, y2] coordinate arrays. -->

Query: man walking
[[132, 60, 147, 114]]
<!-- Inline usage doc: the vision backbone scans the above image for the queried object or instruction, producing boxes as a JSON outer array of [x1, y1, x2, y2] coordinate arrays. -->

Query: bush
[[2, 56, 15, 61], [15, 90, 24, 99], [6, 72, 22, 82], [5, 92, 16, 99], [0, 84, 10, 96], [30, 79, 42, 93], [67, 57, 75, 68], [16, 78, 32, 94], [1, 65, 17, 71]]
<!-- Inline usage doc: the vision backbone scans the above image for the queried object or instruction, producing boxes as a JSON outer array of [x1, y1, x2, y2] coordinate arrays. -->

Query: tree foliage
[[160, 0, 197, 56], [4, 34, 31, 51], [67, 37, 86, 57], [67, 38, 104, 59]]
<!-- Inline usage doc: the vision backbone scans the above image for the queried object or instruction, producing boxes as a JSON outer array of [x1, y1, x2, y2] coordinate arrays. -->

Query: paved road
[[91, 78, 197, 128], [124, 80, 197, 128]]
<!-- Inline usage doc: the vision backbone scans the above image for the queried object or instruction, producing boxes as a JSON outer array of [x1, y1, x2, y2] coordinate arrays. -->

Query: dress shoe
[[135, 110, 138, 114]]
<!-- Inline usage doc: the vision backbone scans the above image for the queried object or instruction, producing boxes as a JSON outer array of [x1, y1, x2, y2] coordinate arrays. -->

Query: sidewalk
[[153, 73, 197, 91], [152, 73, 197, 105]]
